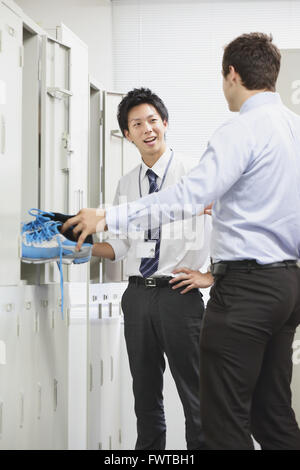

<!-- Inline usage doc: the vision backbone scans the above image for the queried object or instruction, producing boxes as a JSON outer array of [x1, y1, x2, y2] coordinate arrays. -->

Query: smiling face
[[124, 103, 168, 161]]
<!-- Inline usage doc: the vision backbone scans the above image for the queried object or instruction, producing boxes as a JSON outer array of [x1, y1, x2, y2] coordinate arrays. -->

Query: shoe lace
[[25, 220, 61, 244], [26, 221, 64, 320], [22, 208, 55, 234]]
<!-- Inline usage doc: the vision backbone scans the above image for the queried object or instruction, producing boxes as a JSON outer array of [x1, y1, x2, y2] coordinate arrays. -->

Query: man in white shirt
[[91, 88, 213, 450]]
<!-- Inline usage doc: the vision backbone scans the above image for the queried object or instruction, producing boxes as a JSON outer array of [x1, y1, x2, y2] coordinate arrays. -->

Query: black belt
[[211, 259, 300, 276], [129, 276, 173, 288]]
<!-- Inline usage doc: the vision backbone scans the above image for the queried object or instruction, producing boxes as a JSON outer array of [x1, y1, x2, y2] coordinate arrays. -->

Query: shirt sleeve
[[106, 118, 254, 235]]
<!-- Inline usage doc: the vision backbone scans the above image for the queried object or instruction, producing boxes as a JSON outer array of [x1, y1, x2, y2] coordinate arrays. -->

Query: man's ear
[[228, 65, 239, 84], [124, 129, 134, 143], [163, 119, 168, 130]]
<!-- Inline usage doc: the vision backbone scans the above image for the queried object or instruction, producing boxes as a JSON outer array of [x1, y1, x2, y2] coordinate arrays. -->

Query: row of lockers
[[0, 282, 129, 450], [0, 0, 140, 288], [0, 0, 140, 450]]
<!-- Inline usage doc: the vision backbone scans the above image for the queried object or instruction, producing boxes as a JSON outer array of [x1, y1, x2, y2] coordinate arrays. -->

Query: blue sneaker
[[22, 219, 92, 265], [21, 208, 55, 234], [22, 208, 94, 250], [21, 221, 92, 318]]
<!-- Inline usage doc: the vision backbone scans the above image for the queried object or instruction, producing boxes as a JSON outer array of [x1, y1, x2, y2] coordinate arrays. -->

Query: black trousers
[[200, 265, 300, 450], [121, 283, 205, 450]]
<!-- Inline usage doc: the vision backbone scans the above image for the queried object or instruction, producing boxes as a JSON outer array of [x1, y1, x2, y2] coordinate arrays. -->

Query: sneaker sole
[[21, 256, 91, 265]]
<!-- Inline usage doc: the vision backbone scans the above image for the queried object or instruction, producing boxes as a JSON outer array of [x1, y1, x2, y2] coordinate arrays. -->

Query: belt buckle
[[211, 262, 228, 276], [145, 278, 156, 287]]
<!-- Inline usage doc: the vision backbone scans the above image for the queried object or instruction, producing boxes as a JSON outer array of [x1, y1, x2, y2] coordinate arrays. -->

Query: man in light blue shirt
[[63, 33, 300, 450]]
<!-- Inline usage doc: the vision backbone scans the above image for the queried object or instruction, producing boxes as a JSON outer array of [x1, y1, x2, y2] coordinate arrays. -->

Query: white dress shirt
[[106, 93, 300, 264], [106, 148, 212, 277]]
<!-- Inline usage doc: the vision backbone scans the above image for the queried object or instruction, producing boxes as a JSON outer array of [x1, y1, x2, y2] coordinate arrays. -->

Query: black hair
[[117, 87, 169, 136]]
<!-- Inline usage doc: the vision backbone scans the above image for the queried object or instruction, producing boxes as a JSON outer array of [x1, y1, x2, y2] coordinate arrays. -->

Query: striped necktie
[[139, 169, 161, 277]]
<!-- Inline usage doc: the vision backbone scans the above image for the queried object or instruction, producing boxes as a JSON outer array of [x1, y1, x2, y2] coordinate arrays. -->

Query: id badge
[[136, 241, 156, 258]]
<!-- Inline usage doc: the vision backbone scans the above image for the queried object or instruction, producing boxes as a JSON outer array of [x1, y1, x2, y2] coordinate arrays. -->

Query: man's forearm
[[92, 242, 116, 261]]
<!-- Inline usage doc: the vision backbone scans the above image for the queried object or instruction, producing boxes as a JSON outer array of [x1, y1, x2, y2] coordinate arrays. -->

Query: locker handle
[[110, 129, 124, 140], [47, 87, 73, 100]]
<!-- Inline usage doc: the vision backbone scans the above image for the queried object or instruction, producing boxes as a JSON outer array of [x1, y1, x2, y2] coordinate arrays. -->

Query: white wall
[[15, 0, 113, 89], [112, 0, 300, 161]]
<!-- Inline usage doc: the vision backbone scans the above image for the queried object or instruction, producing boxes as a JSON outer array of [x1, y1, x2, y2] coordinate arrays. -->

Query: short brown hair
[[222, 33, 281, 91]]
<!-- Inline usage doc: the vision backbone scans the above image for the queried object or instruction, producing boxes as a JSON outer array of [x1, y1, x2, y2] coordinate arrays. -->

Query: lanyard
[[138, 150, 174, 198]]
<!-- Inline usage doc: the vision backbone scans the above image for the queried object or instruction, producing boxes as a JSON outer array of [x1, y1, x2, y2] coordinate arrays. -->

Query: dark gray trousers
[[121, 283, 205, 450], [200, 265, 300, 450]]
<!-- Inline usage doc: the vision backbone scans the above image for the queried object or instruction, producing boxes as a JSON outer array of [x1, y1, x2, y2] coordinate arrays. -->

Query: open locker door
[[0, 2, 22, 286], [40, 34, 71, 285], [56, 23, 89, 283]]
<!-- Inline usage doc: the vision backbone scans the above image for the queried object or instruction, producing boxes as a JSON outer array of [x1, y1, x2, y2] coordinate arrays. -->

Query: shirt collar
[[141, 147, 172, 181], [239, 91, 282, 115]]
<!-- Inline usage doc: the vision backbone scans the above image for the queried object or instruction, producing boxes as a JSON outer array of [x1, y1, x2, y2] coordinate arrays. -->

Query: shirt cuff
[[106, 239, 129, 262]]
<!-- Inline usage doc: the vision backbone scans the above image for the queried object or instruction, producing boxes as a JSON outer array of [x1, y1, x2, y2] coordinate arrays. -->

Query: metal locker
[[104, 317, 122, 450], [89, 79, 104, 284], [40, 35, 71, 214], [56, 24, 89, 283], [20, 28, 41, 285], [88, 283, 124, 450], [49, 283, 68, 450], [0, 287, 22, 450], [103, 91, 124, 206], [40, 35, 71, 286], [15, 287, 37, 450], [98, 318, 114, 450], [102, 91, 125, 283], [21, 30, 40, 221], [0, 2, 22, 285], [33, 285, 56, 449], [87, 300, 102, 450], [67, 282, 88, 450]]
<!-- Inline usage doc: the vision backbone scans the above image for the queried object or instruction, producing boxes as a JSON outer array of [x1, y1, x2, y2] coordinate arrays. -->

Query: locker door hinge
[[19, 46, 24, 68]]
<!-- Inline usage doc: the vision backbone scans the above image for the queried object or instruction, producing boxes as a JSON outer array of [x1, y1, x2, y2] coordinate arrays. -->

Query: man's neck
[[141, 145, 167, 168], [237, 88, 271, 111]]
